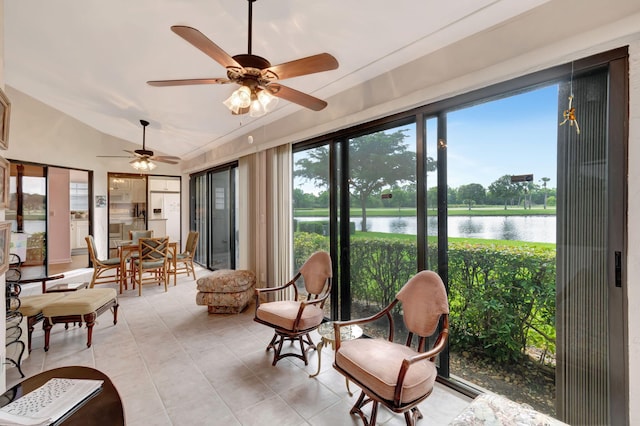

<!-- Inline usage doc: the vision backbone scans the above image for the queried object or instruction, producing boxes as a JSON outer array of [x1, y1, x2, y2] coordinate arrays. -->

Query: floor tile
[[6, 266, 472, 425]]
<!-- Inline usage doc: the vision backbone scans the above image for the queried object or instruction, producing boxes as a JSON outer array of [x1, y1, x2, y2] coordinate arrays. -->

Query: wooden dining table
[[114, 239, 178, 293]]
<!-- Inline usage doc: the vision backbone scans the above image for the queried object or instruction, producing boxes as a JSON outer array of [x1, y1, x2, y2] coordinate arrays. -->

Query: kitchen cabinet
[[149, 178, 180, 192], [70, 219, 89, 249]]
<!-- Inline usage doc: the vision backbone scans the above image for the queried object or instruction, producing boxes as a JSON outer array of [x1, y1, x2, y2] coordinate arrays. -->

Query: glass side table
[[310, 321, 363, 395]]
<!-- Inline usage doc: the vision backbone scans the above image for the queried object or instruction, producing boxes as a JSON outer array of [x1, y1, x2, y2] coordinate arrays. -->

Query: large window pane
[[347, 123, 417, 341], [445, 85, 558, 415], [293, 145, 330, 314]]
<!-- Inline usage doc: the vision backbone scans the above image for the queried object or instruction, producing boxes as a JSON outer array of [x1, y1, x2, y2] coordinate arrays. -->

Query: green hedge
[[294, 220, 356, 236], [293, 232, 556, 365]]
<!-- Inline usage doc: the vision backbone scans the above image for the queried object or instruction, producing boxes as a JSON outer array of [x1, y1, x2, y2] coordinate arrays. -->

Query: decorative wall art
[[0, 88, 11, 149]]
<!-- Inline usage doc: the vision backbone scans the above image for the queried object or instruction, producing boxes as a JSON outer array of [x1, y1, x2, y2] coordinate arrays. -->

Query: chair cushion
[[255, 301, 324, 331], [19, 293, 67, 317], [197, 270, 256, 293], [42, 288, 117, 317], [135, 259, 165, 269], [335, 338, 437, 404], [101, 257, 121, 266]]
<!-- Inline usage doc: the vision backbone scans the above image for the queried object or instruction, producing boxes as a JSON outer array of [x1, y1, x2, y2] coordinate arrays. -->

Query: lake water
[[296, 215, 556, 244]]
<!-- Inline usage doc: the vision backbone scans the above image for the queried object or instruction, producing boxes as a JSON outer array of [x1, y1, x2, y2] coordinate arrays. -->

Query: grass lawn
[[294, 206, 556, 217]]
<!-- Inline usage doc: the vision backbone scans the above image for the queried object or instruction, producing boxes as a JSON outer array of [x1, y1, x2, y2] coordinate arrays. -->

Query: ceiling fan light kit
[[97, 119, 181, 171], [147, 0, 338, 117], [131, 157, 157, 172]]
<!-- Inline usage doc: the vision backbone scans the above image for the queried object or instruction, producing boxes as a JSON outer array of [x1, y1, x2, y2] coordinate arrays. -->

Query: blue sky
[[295, 83, 561, 194], [441, 84, 559, 189]]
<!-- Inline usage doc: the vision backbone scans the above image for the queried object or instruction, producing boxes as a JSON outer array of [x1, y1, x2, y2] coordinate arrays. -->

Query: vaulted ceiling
[[2, 0, 599, 162]]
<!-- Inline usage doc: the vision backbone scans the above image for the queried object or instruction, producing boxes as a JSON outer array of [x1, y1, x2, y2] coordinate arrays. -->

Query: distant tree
[[427, 187, 438, 210], [315, 190, 329, 208], [457, 183, 486, 210], [488, 175, 521, 209], [447, 186, 458, 205], [295, 130, 434, 231], [540, 177, 551, 209], [293, 188, 308, 208]]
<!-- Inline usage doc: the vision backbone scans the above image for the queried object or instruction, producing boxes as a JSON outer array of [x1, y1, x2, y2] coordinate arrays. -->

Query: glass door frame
[[189, 162, 238, 271], [8, 160, 94, 275]]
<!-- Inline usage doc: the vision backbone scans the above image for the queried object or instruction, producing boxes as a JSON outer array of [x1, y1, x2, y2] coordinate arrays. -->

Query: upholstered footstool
[[196, 269, 256, 314], [41, 288, 119, 351], [18, 293, 67, 352]]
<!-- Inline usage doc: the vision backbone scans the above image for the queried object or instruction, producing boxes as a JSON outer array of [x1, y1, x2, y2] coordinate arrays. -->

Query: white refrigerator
[[149, 192, 181, 246]]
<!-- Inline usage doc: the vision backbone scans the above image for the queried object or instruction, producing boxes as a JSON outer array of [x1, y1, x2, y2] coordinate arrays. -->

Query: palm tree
[[540, 177, 550, 209]]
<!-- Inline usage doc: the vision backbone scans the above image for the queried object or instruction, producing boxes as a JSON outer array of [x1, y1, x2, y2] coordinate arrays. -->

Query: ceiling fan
[[98, 120, 180, 170], [147, 0, 339, 116]]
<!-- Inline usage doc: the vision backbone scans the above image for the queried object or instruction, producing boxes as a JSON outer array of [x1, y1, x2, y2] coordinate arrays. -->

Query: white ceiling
[[5, 0, 550, 161]]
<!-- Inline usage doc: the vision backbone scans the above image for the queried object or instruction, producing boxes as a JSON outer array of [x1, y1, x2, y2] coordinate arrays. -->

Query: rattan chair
[[170, 230, 199, 284], [86, 235, 122, 290], [132, 236, 170, 296], [254, 251, 332, 366], [332, 270, 449, 426]]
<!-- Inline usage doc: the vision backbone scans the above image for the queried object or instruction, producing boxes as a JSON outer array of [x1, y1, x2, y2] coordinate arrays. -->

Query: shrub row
[[294, 232, 556, 365]]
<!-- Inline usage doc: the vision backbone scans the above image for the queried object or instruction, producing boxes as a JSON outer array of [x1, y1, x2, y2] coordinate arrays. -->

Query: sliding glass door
[[190, 163, 238, 270], [291, 48, 628, 424]]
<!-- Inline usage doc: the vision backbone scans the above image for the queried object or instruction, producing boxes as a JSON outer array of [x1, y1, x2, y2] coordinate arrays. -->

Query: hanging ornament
[[560, 62, 580, 134], [559, 95, 580, 134]]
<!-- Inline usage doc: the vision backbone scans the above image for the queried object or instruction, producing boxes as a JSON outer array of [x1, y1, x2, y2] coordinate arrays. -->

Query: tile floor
[[7, 267, 472, 426]]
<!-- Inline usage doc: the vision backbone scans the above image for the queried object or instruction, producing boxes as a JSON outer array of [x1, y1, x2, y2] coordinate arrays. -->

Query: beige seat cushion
[[42, 288, 117, 317], [335, 338, 437, 404], [255, 301, 324, 331], [18, 293, 67, 317], [196, 269, 256, 293]]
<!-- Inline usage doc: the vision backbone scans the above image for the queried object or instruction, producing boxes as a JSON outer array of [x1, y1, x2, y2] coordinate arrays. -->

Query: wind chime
[[559, 63, 580, 134]]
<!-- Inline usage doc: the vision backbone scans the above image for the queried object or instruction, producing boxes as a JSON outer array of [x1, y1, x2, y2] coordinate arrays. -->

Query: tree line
[[294, 180, 557, 211], [294, 128, 556, 232]]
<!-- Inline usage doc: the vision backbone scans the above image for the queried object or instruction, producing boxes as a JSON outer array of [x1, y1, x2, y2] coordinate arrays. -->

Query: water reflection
[[458, 218, 483, 235], [499, 217, 519, 241], [297, 215, 556, 243], [390, 218, 408, 234]]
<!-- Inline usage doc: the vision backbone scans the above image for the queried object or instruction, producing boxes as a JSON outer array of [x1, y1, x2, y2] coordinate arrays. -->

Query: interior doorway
[[8, 162, 92, 278]]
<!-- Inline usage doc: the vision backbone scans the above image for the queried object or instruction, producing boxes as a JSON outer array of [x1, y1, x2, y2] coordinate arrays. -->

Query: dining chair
[[86, 235, 122, 290], [127, 230, 153, 286], [170, 231, 199, 284], [132, 236, 170, 296], [332, 270, 449, 426], [254, 251, 332, 366]]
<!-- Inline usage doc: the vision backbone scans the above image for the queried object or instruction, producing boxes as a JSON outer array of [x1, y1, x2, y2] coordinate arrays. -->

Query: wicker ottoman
[[196, 269, 256, 314]]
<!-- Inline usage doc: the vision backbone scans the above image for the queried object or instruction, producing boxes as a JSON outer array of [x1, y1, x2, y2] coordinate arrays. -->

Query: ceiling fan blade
[[264, 53, 338, 80], [147, 78, 230, 87], [124, 150, 143, 157], [151, 156, 180, 165], [97, 155, 132, 158], [171, 25, 241, 70], [266, 83, 328, 111]]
